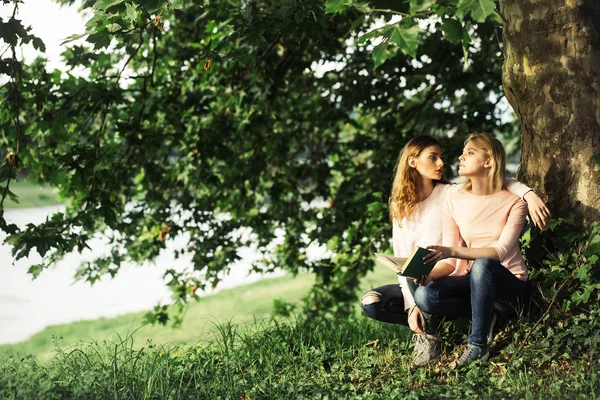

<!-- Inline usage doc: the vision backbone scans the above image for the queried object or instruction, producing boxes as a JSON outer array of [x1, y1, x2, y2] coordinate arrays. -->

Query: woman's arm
[[490, 198, 528, 260], [504, 178, 530, 199], [426, 245, 499, 262], [523, 190, 551, 229], [392, 221, 417, 311], [419, 197, 461, 284], [505, 178, 550, 229], [426, 261, 455, 281]]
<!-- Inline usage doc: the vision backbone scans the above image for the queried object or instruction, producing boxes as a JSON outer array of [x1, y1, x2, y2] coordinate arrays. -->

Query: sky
[[2, 0, 86, 70]]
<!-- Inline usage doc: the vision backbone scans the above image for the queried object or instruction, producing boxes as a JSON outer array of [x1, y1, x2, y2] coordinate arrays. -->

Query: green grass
[[4, 180, 61, 208], [0, 267, 391, 362], [2, 268, 599, 398], [1, 309, 598, 398]]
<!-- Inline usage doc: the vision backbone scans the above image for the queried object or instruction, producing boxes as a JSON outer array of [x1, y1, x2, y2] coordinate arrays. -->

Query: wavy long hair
[[462, 133, 506, 193], [389, 136, 449, 224]]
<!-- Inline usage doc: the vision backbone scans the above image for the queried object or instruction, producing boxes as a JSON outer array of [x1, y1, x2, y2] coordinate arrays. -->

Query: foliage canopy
[[1, 0, 518, 322]]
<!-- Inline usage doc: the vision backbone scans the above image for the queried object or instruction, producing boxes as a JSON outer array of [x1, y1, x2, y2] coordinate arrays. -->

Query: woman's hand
[[408, 305, 425, 334], [523, 191, 551, 229], [423, 245, 452, 264], [414, 274, 434, 286]]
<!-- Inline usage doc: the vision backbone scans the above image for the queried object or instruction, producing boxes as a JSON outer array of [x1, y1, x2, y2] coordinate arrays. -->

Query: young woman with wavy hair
[[416, 133, 540, 366], [360, 135, 550, 367]]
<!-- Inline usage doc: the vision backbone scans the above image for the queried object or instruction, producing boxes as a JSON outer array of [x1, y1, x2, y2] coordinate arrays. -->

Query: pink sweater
[[440, 188, 528, 280], [392, 180, 531, 310]]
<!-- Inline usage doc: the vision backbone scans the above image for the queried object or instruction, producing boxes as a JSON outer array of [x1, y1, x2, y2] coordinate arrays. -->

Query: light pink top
[[392, 179, 531, 311], [439, 188, 528, 280]]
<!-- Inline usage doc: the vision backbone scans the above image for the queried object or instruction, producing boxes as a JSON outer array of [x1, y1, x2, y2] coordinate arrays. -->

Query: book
[[375, 247, 435, 279]]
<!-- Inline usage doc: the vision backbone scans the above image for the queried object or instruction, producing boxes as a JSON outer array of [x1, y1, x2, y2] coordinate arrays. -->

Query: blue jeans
[[413, 258, 527, 348], [361, 281, 440, 335]]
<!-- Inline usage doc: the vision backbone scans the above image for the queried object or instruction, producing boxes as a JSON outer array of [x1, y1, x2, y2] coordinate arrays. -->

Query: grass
[[0, 267, 390, 362], [4, 180, 61, 208], [1, 309, 598, 398], [1, 268, 599, 398]]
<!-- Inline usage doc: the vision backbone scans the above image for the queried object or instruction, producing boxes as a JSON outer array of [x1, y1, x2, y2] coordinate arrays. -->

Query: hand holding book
[[422, 245, 452, 264], [375, 246, 436, 280]]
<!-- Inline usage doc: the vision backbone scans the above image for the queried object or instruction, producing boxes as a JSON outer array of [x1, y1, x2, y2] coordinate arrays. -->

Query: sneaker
[[412, 334, 441, 366], [487, 312, 498, 346], [457, 344, 489, 367]]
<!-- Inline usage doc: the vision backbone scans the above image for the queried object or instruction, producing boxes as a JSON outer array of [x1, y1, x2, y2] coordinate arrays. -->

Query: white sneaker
[[412, 334, 441, 366]]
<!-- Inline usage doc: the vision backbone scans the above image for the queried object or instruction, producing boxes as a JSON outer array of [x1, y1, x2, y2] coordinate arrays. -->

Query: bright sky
[[1, 0, 86, 70]]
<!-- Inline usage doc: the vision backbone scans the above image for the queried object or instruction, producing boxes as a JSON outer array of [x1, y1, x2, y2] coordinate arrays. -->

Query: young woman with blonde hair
[[417, 133, 537, 366], [360, 135, 549, 366]]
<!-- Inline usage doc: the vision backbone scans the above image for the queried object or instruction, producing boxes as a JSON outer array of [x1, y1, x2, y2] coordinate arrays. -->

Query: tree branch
[[252, 35, 282, 70]]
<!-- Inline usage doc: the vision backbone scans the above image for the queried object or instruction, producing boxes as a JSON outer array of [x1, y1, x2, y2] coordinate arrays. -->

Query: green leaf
[[372, 42, 398, 69], [61, 33, 88, 46], [2, 18, 29, 46], [489, 11, 503, 25], [138, 0, 169, 12], [105, 2, 127, 14], [125, 2, 140, 27], [388, 25, 423, 58], [7, 189, 19, 204], [32, 37, 46, 52], [575, 263, 591, 281], [456, 0, 496, 23], [462, 28, 471, 65], [87, 32, 112, 50], [94, 0, 125, 10], [353, 2, 372, 13], [325, 0, 350, 14], [440, 18, 462, 44], [170, 0, 185, 9], [27, 264, 45, 280], [409, 0, 433, 14], [434, 5, 451, 17]]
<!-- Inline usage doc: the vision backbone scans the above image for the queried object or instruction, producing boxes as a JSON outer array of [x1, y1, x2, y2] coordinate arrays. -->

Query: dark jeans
[[361, 281, 439, 335], [414, 258, 527, 348]]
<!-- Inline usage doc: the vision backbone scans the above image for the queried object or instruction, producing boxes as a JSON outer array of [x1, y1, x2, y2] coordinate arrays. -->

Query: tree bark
[[500, 0, 600, 223]]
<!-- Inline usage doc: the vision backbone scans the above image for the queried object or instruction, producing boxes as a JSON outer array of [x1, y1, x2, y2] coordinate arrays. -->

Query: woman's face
[[458, 140, 489, 176], [410, 144, 444, 181]]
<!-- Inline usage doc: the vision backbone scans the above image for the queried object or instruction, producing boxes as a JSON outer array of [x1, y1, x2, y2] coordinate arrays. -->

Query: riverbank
[[0, 268, 390, 362], [4, 180, 61, 209]]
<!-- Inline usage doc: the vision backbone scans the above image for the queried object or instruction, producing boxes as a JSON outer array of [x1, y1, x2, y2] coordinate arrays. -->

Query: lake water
[[0, 205, 284, 345]]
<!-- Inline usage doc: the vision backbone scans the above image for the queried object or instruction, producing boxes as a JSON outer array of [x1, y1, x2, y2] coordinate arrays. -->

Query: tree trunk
[[500, 0, 600, 223]]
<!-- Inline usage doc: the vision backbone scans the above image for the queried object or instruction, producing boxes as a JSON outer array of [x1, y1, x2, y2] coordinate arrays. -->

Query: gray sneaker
[[457, 344, 489, 367], [412, 334, 441, 366]]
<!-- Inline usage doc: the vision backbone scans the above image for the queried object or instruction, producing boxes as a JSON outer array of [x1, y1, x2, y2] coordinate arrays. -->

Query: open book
[[375, 247, 435, 279]]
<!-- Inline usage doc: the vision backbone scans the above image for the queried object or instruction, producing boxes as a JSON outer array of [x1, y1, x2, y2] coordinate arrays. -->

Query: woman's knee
[[414, 286, 436, 313], [470, 258, 495, 282], [361, 290, 381, 319]]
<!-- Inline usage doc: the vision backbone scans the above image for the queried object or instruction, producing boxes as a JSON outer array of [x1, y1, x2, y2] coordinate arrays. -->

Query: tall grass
[[1, 312, 598, 399], [2, 264, 599, 398]]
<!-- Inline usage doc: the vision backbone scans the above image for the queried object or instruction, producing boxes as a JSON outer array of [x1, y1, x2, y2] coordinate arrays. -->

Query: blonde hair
[[389, 136, 448, 223], [463, 133, 506, 193]]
